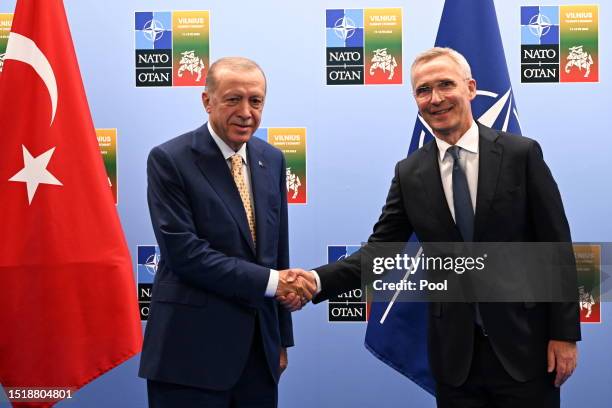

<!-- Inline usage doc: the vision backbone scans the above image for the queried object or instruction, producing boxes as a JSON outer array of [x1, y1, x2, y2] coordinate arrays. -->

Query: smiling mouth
[[431, 107, 452, 115]]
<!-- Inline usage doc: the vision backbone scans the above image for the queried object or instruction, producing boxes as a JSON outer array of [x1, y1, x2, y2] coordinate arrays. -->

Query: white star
[[334, 16, 356, 41], [528, 14, 552, 38], [9, 145, 63, 204]]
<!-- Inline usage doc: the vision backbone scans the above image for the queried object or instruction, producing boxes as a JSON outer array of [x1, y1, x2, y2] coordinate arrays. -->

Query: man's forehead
[[412, 57, 463, 84], [216, 66, 265, 82], [214, 68, 266, 90]]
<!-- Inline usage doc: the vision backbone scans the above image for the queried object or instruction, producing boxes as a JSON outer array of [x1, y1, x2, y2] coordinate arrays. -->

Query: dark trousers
[[436, 328, 559, 408], [147, 322, 277, 408]]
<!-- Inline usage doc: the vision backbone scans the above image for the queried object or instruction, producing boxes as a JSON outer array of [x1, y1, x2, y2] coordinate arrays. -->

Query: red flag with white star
[[0, 1, 142, 406]]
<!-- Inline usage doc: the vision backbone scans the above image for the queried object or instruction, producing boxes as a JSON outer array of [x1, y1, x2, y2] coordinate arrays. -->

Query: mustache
[[231, 120, 252, 126]]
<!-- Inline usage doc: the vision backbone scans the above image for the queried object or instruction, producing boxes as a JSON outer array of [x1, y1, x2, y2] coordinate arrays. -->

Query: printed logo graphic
[[326, 8, 402, 85], [96, 129, 118, 205], [137, 245, 160, 321], [255, 128, 307, 204], [521, 5, 598, 83], [0, 14, 13, 75], [574, 245, 601, 323], [327, 245, 368, 322], [135, 11, 209, 87]]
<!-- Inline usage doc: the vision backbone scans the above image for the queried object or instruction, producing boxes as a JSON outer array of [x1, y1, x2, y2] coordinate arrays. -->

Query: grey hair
[[410, 47, 472, 88], [205, 57, 267, 94]]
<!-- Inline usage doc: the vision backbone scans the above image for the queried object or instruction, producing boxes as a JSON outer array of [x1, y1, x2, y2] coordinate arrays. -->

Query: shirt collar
[[435, 120, 479, 161], [207, 121, 248, 164]]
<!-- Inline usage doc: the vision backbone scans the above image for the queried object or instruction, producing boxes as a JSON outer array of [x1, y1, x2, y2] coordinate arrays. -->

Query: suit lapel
[[474, 123, 503, 241], [247, 141, 270, 261], [192, 125, 256, 255], [418, 142, 462, 240]]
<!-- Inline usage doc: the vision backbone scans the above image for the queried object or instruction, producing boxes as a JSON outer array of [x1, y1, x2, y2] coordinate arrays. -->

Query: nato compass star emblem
[[145, 251, 160, 275], [333, 16, 357, 41], [528, 14, 552, 38], [142, 19, 166, 42]]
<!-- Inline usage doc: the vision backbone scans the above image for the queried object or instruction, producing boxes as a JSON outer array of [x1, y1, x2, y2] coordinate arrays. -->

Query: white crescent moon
[[5, 32, 58, 126]]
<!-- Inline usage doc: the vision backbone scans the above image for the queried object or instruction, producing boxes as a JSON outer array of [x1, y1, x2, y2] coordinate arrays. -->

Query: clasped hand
[[275, 269, 316, 312]]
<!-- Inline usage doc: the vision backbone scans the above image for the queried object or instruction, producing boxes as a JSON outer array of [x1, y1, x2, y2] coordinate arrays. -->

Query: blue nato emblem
[[135, 11, 172, 50], [521, 6, 559, 45], [326, 9, 363, 48], [328, 245, 360, 263], [137, 245, 160, 284]]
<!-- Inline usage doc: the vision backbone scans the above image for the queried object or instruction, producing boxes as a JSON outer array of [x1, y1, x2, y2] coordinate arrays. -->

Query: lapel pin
[[258, 160, 264, 167]]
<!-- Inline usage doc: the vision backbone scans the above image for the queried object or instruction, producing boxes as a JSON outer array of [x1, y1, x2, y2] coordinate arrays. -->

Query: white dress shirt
[[207, 122, 279, 297], [435, 121, 479, 220]]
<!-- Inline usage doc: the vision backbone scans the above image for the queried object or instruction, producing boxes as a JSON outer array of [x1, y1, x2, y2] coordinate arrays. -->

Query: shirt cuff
[[265, 269, 279, 297], [311, 270, 322, 295]]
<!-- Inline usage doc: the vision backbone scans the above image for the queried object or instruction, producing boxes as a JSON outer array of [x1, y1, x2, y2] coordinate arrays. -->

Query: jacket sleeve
[[525, 140, 581, 341], [147, 145, 270, 308]]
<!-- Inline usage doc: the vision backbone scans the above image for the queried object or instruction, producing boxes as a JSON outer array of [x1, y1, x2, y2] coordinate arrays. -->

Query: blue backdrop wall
[[1, 1, 610, 407]]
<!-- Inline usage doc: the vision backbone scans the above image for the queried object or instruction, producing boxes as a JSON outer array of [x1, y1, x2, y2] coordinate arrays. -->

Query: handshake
[[275, 269, 317, 312]]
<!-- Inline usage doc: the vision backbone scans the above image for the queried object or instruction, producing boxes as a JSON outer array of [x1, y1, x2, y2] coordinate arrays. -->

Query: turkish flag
[[0, 1, 142, 406]]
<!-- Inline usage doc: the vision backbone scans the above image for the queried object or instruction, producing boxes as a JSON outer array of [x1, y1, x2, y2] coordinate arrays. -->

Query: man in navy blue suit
[[139, 57, 313, 407]]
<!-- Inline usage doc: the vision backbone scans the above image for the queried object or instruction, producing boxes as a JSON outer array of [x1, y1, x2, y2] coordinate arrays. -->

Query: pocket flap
[[153, 282, 208, 307]]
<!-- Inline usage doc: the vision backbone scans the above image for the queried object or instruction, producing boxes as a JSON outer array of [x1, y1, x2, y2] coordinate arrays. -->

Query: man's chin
[[227, 132, 253, 147], [431, 125, 453, 135]]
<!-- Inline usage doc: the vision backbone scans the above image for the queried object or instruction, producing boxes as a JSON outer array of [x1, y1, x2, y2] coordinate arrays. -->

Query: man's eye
[[250, 98, 263, 107], [416, 86, 432, 96], [439, 80, 455, 90]]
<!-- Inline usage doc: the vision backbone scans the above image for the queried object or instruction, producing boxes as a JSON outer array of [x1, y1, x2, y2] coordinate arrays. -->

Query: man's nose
[[237, 100, 251, 118], [430, 87, 445, 104]]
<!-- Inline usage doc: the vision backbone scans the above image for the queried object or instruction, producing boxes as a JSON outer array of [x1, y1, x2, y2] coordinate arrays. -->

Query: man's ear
[[467, 78, 477, 101], [202, 91, 211, 113]]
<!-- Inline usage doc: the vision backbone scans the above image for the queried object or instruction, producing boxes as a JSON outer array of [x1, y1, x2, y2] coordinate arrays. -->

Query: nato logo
[[137, 245, 160, 320], [520, 6, 560, 83], [327, 245, 367, 322], [135, 11, 172, 87], [326, 9, 365, 85]]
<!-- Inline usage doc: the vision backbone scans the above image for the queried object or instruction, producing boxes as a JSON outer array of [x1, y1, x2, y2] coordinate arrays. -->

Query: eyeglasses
[[413, 78, 471, 101]]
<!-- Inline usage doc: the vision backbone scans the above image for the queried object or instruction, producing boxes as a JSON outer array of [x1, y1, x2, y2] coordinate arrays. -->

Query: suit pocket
[[153, 281, 208, 307]]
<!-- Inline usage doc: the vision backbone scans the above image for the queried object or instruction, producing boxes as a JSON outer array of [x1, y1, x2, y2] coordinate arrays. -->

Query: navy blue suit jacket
[[139, 124, 293, 390]]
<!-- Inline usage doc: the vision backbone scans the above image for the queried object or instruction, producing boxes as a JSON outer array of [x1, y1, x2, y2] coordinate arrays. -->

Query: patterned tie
[[447, 146, 484, 329], [230, 154, 256, 246]]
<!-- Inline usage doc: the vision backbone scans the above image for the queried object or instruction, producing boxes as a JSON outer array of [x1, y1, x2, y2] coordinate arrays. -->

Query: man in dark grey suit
[[287, 48, 580, 407]]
